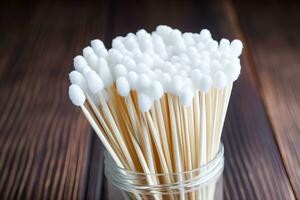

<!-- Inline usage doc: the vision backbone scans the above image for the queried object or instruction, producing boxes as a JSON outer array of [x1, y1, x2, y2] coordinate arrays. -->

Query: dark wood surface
[[0, 0, 299, 199]]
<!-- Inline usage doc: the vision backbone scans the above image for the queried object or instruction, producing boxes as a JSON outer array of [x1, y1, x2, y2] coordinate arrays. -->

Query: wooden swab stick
[[167, 95, 185, 200], [154, 100, 173, 173], [96, 93, 137, 170], [81, 104, 124, 168], [127, 131, 161, 200], [85, 94, 124, 158], [123, 93, 147, 158], [214, 84, 232, 155], [210, 89, 219, 159], [182, 106, 195, 200], [199, 92, 207, 167], [194, 92, 200, 169], [140, 113, 158, 176], [145, 112, 173, 183]]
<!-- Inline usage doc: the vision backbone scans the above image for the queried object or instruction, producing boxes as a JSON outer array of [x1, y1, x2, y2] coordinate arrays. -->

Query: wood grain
[[0, 1, 109, 199], [99, 0, 294, 199], [231, 0, 300, 197]]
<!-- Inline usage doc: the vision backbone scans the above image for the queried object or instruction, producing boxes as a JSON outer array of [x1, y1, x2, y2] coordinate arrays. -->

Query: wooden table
[[0, 0, 299, 199]]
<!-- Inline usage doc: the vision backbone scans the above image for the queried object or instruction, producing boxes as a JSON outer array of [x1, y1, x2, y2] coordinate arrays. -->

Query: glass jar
[[104, 143, 224, 200]]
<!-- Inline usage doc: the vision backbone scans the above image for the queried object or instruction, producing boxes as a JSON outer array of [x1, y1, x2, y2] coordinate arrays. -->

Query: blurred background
[[0, 0, 299, 199]]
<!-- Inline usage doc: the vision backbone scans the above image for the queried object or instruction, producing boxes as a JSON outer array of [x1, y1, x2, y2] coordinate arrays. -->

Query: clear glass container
[[104, 143, 224, 200]]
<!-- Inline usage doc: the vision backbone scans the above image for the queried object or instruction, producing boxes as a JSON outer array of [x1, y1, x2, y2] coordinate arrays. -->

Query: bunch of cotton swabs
[[68, 25, 242, 199]]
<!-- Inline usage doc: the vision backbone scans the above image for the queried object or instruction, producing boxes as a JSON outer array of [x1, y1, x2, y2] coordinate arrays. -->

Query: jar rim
[[105, 143, 224, 176]]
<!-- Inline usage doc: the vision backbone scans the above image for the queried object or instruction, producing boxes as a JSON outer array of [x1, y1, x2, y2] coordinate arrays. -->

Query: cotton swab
[[68, 25, 243, 200], [69, 84, 124, 167]]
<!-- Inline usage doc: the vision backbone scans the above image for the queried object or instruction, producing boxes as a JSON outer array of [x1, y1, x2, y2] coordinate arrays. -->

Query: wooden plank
[[85, 133, 105, 200], [231, 0, 300, 197], [99, 0, 294, 199], [0, 1, 109, 198]]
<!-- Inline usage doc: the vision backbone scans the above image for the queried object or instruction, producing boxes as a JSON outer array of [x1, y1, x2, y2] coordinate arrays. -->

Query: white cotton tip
[[151, 32, 165, 48], [192, 33, 201, 43], [160, 73, 172, 91], [114, 64, 128, 77], [149, 81, 164, 100], [139, 34, 153, 52], [198, 74, 212, 92], [135, 63, 150, 74], [163, 62, 177, 75], [69, 71, 87, 91], [127, 71, 138, 89], [108, 49, 123, 65], [73, 55, 88, 73], [83, 47, 94, 58], [145, 49, 155, 55], [69, 84, 86, 106], [195, 43, 204, 52], [155, 48, 168, 60], [230, 39, 243, 56], [200, 50, 210, 60], [225, 62, 241, 81], [179, 69, 188, 77], [152, 34, 168, 58], [137, 74, 151, 91], [200, 29, 212, 41], [97, 58, 113, 86], [179, 54, 190, 65], [211, 51, 221, 59], [86, 70, 104, 93], [154, 68, 163, 75], [143, 54, 154, 67], [166, 46, 175, 56], [171, 75, 183, 94], [122, 56, 136, 70], [133, 51, 143, 63], [112, 37, 124, 49], [124, 35, 139, 50], [211, 60, 222, 71], [191, 69, 202, 84], [213, 71, 227, 89], [138, 32, 151, 41], [184, 77, 193, 89], [97, 57, 108, 69], [174, 40, 187, 54], [197, 62, 210, 74], [138, 93, 152, 112], [170, 30, 186, 53], [91, 39, 105, 49], [183, 33, 195, 46], [171, 56, 180, 63], [151, 32, 163, 43], [82, 66, 92, 77], [152, 55, 164, 67], [169, 29, 181, 42], [85, 53, 98, 69], [118, 47, 130, 57], [136, 29, 147, 38], [208, 40, 218, 52], [116, 77, 130, 96], [156, 25, 172, 42], [219, 38, 230, 52], [179, 88, 194, 106], [99, 48, 109, 59], [91, 39, 106, 57], [147, 70, 156, 80], [188, 46, 199, 58]]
